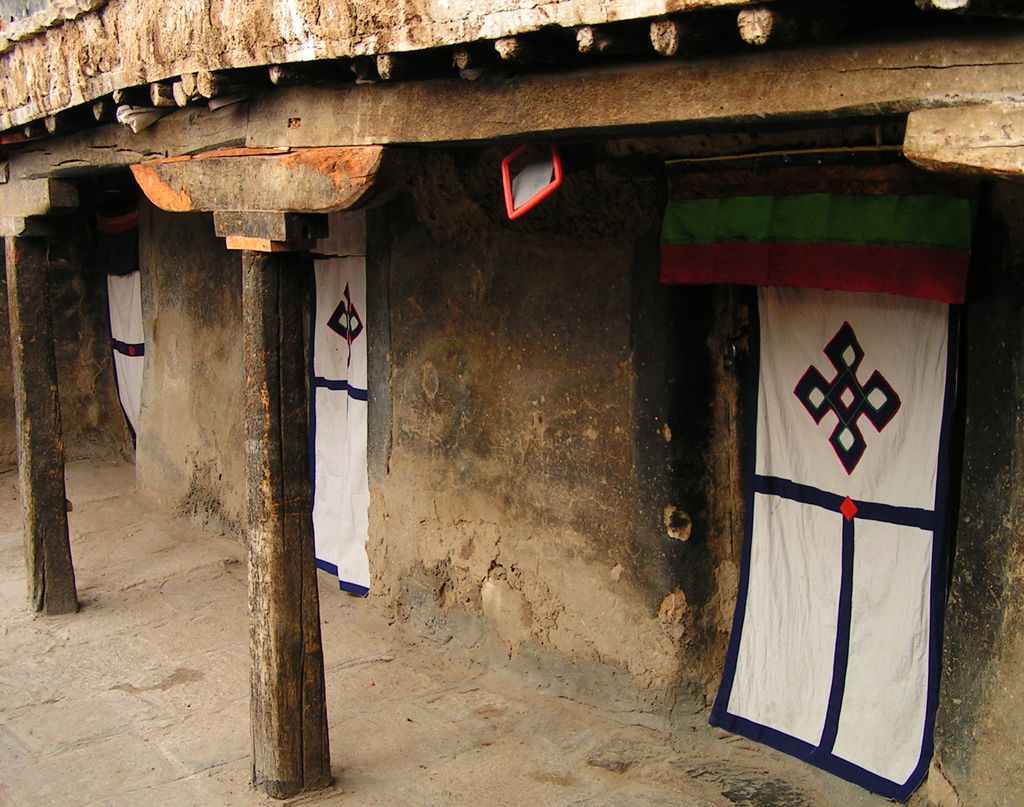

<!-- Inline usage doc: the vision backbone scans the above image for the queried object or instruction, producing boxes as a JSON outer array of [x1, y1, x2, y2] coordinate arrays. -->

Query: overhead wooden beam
[[268, 64, 305, 86], [196, 70, 227, 99], [242, 248, 330, 798], [452, 42, 498, 71], [10, 103, 249, 180], [245, 34, 1024, 148], [650, 17, 705, 56], [0, 178, 76, 218], [904, 104, 1024, 178], [171, 80, 197, 108], [5, 236, 78, 615], [111, 86, 148, 107], [149, 81, 176, 108], [576, 24, 647, 56], [91, 97, 115, 123], [130, 146, 393, 214]]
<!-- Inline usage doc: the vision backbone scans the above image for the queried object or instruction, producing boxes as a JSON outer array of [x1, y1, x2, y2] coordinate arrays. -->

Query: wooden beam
[[21, 122, 45, 141], [242, 249, 330, 798], [737, 7, 800, 47], [576, 25, 647, 56], [196, 70, 226, 99], [245, 34, 1024, 148], [5, 236, 77, 615], [91, 97, 115, 123], [171, 81, 194, 108], [452, 42, 498, 71], [650, 18, 697, 56], [10, 104, 249, 180], [130, 146, 392, 214], [268, 64, 305, 86], [494, 36, 532, 62], [0, 0, 764, 130], [111, 86, 148, 106], [0, 217, 53, 237], [0, 178, 76, 218], [214, 211, 328, 242], [376, 54, 409, 81], [149, 81, 176, 108], [225, 236, 317, 252], [904, 103, 1024, 178]]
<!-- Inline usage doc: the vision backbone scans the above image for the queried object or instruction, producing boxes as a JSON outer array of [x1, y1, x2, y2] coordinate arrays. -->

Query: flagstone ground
[[0, 457, 909, 806]]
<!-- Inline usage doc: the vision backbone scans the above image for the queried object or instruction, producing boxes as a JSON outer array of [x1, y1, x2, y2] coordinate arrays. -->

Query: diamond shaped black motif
[[793, 321, 901, 475]]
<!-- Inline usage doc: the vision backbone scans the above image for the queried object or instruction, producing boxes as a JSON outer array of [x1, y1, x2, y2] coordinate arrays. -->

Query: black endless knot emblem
[[794, 322, 901, 475], [327, 283, 363, 366]]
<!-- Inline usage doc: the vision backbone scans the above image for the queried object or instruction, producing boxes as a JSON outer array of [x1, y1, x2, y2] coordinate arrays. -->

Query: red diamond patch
[[840, 496, 858, 522]]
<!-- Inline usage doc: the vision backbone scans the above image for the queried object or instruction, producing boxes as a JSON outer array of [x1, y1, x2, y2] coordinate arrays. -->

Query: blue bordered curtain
[[97, 201, 143, 440], [662, 190, 972, 801], [309, 212, 371, 597]]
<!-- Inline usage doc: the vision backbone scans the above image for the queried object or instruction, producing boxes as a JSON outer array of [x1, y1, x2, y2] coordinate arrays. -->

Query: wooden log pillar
[[241, 246, 331, 798], [5, 236, 77, 614]]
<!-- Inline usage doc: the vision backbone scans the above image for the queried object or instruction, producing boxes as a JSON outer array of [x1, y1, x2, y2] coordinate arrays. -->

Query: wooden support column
[[240, 242, 330, 798], [5, 236, 77, 614]]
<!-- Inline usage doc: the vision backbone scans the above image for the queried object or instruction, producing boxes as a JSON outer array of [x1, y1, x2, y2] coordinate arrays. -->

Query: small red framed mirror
[[501, 144, 563, 220]]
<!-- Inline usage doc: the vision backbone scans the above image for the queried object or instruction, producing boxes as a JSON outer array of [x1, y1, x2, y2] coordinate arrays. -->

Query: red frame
[[501, 144, 563, 220]]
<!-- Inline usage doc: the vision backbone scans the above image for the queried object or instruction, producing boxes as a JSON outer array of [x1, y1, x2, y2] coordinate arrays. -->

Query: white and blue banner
[[711, 287, 958, 801], [107, 270, 144, 436], [97, 206, 144, 439], [309, 212, 371, 596]]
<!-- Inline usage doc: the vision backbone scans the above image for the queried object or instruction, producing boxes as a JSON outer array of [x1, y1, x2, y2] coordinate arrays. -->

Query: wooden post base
[[242, 249, 331, 798]]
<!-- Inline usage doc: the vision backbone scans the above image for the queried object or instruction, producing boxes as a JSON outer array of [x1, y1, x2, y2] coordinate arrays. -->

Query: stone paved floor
[[0, 458, 896, 806]]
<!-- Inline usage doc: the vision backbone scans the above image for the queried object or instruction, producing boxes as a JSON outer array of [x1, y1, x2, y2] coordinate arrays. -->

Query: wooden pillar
[[5, 236, 77, 614], [241, 248, 331, 798]]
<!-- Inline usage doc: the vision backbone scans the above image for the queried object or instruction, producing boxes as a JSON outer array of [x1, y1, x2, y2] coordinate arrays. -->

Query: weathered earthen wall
[[0, 211, 132, 472], [933, 181, 1024, 807], [135, 202, 244, 535], [364, 150, 734, 704]]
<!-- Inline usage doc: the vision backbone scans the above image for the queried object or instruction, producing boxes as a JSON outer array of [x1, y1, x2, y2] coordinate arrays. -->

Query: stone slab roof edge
[[0, 0, 764, 129], [0, 0, 106, 54]]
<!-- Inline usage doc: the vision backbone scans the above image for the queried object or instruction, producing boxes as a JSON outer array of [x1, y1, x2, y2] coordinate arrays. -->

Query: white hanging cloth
[[310, 212, 371, 596]]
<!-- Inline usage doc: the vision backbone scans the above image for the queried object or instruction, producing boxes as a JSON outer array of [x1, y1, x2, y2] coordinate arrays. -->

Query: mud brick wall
[[364, 149, 740, 705], [135, 203, 245, 535]]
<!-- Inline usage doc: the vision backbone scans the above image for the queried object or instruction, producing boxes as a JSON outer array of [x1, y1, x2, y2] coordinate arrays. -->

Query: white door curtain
[[309, 212, 371, 596], [661, 189, 973, 801], [97, 199, 143, 439]]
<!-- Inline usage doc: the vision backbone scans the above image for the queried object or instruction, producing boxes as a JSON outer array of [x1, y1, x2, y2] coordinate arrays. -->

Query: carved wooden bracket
[[214, 210, 327, 253], [130, 146, 395, 215], [0, 177, 77, 220]]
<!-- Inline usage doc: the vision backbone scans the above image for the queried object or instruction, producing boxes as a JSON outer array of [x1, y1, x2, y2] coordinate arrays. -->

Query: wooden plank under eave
[[225, 236, 317, 252], [9, 102, 249, 182], [904, 104, 1024, 179], [246, 34, 1024, 148]]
